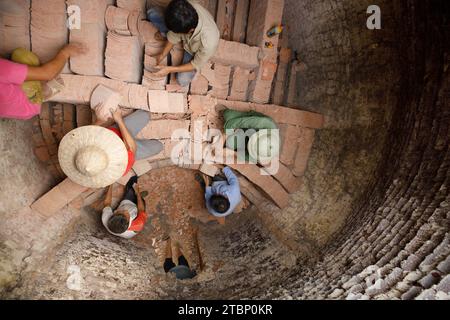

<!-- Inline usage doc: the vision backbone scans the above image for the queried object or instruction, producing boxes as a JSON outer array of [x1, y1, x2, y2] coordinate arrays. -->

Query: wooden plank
[[232, 0, 249, 43], [216, 0, 236, 40]]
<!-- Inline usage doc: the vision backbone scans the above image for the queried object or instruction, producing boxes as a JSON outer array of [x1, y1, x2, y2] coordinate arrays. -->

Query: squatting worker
[[58, 109, 163, 189], [102, 176, 148, 239], [147, 0, 220, 87], [0, 43, 86, 120], [204, 167, 242, 218]]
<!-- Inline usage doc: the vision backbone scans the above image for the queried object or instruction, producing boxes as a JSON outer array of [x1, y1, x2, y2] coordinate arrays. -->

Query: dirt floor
[[135, 166, 215, 271]]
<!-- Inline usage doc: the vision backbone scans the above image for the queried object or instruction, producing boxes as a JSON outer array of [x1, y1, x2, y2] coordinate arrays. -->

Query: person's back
[[146, 0, 220, 87], [0, 57, 41, 120]]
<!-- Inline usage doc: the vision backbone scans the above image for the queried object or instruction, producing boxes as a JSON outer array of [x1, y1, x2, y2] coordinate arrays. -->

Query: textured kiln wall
[[256, 0, 450, 299], [254, 0, 401, 251]]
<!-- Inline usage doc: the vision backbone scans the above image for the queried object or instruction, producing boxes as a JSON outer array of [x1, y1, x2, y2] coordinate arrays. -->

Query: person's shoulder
[[200, 29, 220, 49]]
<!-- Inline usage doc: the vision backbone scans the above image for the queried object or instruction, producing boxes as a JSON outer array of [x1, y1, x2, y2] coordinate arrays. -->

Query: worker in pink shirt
[[0, 43, 86, 120]]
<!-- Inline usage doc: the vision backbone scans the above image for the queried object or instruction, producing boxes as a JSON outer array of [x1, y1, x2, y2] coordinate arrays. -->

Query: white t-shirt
[[102, 200, 138, 239]]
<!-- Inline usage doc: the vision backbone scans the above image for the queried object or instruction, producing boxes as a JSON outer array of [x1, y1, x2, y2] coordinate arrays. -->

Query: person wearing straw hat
[[0, 43, 86, 120], [58, 109, 163, 189], [101, 176, 148, 239]]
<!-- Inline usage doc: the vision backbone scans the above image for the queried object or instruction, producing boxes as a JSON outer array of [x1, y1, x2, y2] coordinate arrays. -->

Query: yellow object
[[11, 48, 40, 66], [11, 48, 43, 105], [267, 25, 284, 38]]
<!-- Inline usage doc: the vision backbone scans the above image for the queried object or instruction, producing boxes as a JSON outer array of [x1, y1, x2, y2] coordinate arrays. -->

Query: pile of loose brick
[[1, 0, 324, 219]]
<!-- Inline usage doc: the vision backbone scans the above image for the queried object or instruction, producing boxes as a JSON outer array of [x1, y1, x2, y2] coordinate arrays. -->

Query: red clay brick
[[76, 105, 93, 127], [34, 146, 51, 162], [229, 163, 289, 208], [216, 0, 236, 40], [137, 120, 190, 140], [279, 124, 300, 166], [287, 61, 299, 107], [148, 90, 186, 114], [265, 162, 302, 193], [63, 104, 75, 121], [188, 95, 215, 115], [212, 39, 260, 69], [261, 59, 278, 81], [246, 0, 285, 48], [292, 128, 315, 177], [228, 67, 251, 101], [190, 74, 209, 95], [216, 99, 325, 129], [31, 178, 87, 218], [63, 121, 76, 136], [232, 0, 249, 43], [47, 143, 58, 156], [40, 103, 50, 120], [40, 119, 57, 146], [132, 160, 153, 176]]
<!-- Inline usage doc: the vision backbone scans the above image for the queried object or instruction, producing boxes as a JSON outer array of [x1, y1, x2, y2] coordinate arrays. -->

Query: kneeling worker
[[147, 0, 220, 87], [204, 167, 242, 219], [102, 176, 148, 239]]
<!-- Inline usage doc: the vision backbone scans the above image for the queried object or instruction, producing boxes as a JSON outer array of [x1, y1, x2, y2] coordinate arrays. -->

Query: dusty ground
[[135, 166, 216, 271]]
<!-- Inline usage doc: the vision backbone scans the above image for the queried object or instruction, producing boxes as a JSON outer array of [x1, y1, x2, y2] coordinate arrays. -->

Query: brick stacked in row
[[214, 0, 250, 43], [68, 0, 114, 76], [189, 39, 260, 101], [31, 0, 71, 73], [246, 0, 285, 104], [0, 0, 30, 56], [188, 95, 324, 209], [49, 74, 187, 112]]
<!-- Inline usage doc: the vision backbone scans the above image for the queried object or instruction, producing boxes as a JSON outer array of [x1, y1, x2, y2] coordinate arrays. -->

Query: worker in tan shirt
[[147, 0, 220, 87]]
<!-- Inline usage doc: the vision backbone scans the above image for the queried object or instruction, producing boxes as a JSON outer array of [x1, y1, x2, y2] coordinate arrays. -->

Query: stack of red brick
[[105, 31, 143, 83], [0, 0, 30, 56], [187, 95, 324, 209], [31, 0, 71, 73], [68, 0, 113, 76]]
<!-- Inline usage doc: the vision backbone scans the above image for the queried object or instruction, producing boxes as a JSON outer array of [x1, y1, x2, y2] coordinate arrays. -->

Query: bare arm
[[104, 185, 113, 208], [152, 62, 195, 77], [156, 41, 175, 64], [112, 109, 137, 154], [26, 43, 87, 81], [134, 184, 145, 213]]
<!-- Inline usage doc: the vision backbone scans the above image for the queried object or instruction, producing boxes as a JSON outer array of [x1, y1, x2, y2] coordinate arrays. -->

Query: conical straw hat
[[58, 126, 128, 188]]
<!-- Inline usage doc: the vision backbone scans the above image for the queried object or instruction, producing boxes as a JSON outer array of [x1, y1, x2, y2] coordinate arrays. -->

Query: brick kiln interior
[[0, 0, 449, 300]]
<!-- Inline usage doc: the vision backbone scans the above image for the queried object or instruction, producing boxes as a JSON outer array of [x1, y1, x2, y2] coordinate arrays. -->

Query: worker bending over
[[204, 167, 242, 219], [102, 176, 148, 239], [0, 44, 86, 120], [58, 109, 163, 189], [147, 0, 220, 87]]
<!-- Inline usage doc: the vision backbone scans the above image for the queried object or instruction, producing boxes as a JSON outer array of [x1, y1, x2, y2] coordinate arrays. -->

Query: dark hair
[[165, 0, 199, 34], [210, 195, 230, 214], [108, 214, 129, 234]]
